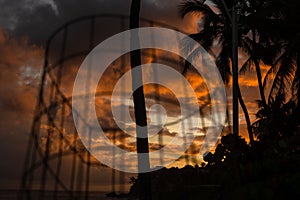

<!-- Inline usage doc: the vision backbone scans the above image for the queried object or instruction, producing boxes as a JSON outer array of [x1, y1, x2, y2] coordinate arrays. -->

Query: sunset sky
[[0, 0, 268, 192]]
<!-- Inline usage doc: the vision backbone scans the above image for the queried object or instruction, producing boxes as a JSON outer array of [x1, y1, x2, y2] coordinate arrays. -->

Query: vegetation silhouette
[[128, 0, 300, 199], [129, 133, 300, 199]]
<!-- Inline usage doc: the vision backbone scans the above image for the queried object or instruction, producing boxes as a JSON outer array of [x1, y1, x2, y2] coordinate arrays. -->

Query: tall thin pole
[[129, 0, 152, 199], [232, 5, 239, 136]]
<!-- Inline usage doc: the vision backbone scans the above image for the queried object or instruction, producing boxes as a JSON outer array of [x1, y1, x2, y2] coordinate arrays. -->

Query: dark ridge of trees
[[128, 133, 300, 200]]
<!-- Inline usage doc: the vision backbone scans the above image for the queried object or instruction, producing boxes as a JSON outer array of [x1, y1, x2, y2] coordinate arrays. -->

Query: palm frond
[[260, 43, 283, 66], [216, 45, 231, 84], [268, 51, 296, 102], [181, 45, 216, 75], [291, 65, 300, 101], [239, 57, 254, 75], [180, 31, 214, 56], [178, 0, 209, 18], [263, 64, 278, 89]]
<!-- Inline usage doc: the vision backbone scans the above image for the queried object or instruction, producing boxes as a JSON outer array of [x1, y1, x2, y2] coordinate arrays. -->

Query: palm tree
[[235, 0, 300, 139], [261, 0, 300, 128], [178, 0, 286, 144], [252, 92, 295, 142], [129, 0, 152, 199], [178, 0, 269, 144]]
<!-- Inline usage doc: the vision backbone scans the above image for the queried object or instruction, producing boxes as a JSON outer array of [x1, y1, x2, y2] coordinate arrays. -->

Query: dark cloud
[[1, 0, 198, 45], [1, 0, 130, 44], [0, 0, 58, 29], [0, 29, 43, 189]]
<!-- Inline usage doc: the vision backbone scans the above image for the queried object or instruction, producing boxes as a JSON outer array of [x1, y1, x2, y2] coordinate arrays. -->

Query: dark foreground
[[0, 190, 129, 200]]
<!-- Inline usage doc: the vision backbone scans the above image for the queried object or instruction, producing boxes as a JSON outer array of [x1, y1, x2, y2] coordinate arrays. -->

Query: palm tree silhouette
[[261, 0, 300, 127], [179, 0, 251, 143], [252, 92, 295, 142], [130, 0, 152, 199], [178, 0, 280, 144]]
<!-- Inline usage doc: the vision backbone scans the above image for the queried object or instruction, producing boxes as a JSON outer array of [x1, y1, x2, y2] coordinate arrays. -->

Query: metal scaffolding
[[19, 14, 208, 199]]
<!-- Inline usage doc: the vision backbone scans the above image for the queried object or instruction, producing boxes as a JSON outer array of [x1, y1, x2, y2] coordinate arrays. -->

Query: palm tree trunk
[[130, 0, 152, 199], [238, 86, 255, 144], [232, 4, 239, 136], [252, 30, 267, 107], [254, 59, 267, 106], [130, 0, 150, 170]]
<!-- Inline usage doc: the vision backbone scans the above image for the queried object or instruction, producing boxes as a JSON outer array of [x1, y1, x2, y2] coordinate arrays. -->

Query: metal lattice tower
[[19, 14, 207, 200]]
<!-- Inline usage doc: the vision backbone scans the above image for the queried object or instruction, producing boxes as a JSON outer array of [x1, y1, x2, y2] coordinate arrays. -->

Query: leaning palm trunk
[[238, 86, 254, 144], [254, 59, 267, 107], [252, 30, 267, 108]]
